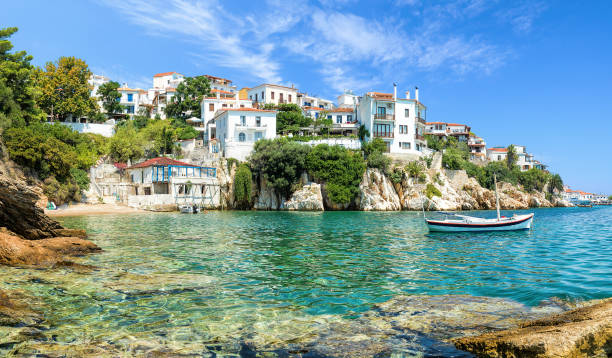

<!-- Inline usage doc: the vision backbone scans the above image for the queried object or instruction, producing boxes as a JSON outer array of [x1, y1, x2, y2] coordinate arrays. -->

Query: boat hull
[[426, 214, 534, 232]]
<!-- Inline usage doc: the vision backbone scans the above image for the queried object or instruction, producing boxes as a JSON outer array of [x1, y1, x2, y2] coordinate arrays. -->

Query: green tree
[[276, 103, 312, 134], [506, 144, 517, 169], [0, 27, 44, 128], [442, 147, 468, 170], [233, 163, 253, 209], [306, 144, 365, 204], [107, 125, 145, 162], [37, 56, 98, 120], [357, 124, 369, 141], [97, 80, 123, 116], [518, 168, 551, 192], [549, 173, 563, 194], [164, 75, 211, 119], [249, 138, 312, 204], [608, 195, 612, 201]]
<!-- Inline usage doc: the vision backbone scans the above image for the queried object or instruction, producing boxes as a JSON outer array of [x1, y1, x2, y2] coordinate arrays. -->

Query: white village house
[[211, 108, 277, 161], [248, 84, 298, 105]]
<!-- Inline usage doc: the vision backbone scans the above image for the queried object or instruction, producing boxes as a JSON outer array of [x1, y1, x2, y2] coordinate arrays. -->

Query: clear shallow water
[[2, 207, 611, 355]]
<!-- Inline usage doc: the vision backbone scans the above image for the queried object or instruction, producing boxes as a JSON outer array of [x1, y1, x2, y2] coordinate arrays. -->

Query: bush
[[389, 167, 404, 184], [425, 183, 442, 199], [366, 151, 391, 173], [405, 161, 426, 183], [442, 147, 468, 170], [518, 168, 550, 192], [306, 144, 366, 204], [249, 138, 311, 202], [43, 176, 81, 205], [233, 164, 252, 209], [70, 167, 90, 191]]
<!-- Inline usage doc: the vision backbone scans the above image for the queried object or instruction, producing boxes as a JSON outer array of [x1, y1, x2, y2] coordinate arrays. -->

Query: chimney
[[393, 83, 397, 101], [405, 90, 410, 99], [415, 86, 419, 102]]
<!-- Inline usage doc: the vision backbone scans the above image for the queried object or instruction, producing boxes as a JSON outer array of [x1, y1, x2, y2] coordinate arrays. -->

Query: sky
[[2, 0, 611, 194]]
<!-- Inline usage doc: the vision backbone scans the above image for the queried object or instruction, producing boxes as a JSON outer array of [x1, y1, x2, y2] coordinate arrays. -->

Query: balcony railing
[[374, 113, 394, 121], [416, 116, 426, 125], [373, 132, 394, 138], [415, 134, 425, 141]]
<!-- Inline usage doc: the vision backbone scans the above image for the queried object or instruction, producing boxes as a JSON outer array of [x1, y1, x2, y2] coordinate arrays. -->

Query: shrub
[[405, 161, 426, 183], [233, 163, 252, 209], [366, 151, 391, 173], [518, 168, 550, 192], [425, 183, 442, 199], [249, 138, 311, 201], [70, 167, 90, 191], [306, 144, 365, 204], [423, 155, 433, 168], [442, 147, 467, 170], [389, 167, 404, 184], [43, 176, 81, 205]]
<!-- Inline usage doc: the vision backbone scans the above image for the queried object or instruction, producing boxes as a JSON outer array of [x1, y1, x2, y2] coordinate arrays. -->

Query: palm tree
[[506, 144, 517, 169], [358, 125, 370, 141]]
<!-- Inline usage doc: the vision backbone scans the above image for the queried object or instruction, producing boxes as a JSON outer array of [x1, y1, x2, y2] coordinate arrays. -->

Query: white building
[[337, 90, 360, 109], [425, 122, 447, 137], [212, 108, 277, 161], [487, 147, 508, 162], [358, 86, 427, 154], [468, 135, 487, 161], [327, 107, 358, 136], [424, 122, 470, 142], [153, 72, 184, 89], [117, 86, 148, 116], [200, 93, 253, 142], [247, 84, 298, 105], [205, 75, 236, 94], [89, 74, 109, 105], [125, 157, 219, 209], [297, 93, 333, 110], [514, 145, 535, 171]]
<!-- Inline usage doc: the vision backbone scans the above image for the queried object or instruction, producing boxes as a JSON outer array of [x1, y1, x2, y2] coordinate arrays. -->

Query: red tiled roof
[[446, 123, 468, 127], [205, 74, 232, 83], [303, 106, 323, 111], [114, 162, 127, 170], [488, 147, 508, 152], [154, 71, 182, 78], [368, 92, 393, 99], [212, 89, 234, 95], [126, 157, 200, 169], [426, 122, 446, 125], [218, 108, 275, 113]]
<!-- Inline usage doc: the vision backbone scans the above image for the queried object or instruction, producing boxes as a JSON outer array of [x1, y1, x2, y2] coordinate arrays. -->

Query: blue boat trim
[[426, 214, 533, 228]]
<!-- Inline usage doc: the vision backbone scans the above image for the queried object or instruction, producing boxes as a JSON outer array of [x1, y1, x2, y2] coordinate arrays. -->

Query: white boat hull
[[426, 214, 534, 232]]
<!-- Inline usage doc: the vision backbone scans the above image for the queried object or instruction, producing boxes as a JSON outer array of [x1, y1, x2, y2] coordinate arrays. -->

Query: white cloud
[[497, 2, 547, 34]]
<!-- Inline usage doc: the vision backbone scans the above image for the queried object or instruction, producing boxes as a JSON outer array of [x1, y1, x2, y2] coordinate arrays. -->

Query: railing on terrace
[[373, 132, 394, 138], [415, 134, 425, 141], [152, 165, 217, 182], [374, 113, 394, 121], [416, 116, 426, 125], [235, 122, 267, 127]]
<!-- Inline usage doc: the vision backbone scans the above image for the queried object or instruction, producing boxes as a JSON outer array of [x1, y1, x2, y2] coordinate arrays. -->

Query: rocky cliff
[[247, 164, 570, 212]]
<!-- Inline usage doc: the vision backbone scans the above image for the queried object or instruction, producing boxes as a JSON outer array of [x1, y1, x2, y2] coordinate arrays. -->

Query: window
[[240, 104, 244, 108], [127, 106, 135, 114], [399, 125, 408, 134], [498, 155, 502, 161], [347, 115, 353, 123], [405, 109, 409, 117], [255, 93, 258, 102], [374, 123, 392, 137], [327, 115, 332, 120], [144, 187, 151, 195], [127, 93, 133, 102], [288, 94, 292, 102], [261, 91, 264, 99], [240, 116, 246, 126], [209, 103, 214, 112], [222, 103, 227, 108], [336, 115, 342, 124], [377, 106, 386, 115], [279, 93, 284, 102], [239, 132, 246, 142], [271, 91, 275, 100], [254, 132, 263, 141], [256, 116, 261, 127]]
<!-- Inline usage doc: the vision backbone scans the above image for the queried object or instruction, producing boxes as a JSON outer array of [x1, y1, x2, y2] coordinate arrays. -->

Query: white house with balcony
[[514, 145, 535, 171], [358, 86, 427, 154], [205, 75, 236, 94], [487, 147, 508, 161], [200, 93, 254, 142], [327, 107, 358, 136], [117, 86, 147, 116], [297, 93, 333, 110], [468, 135, 487, 161], [153, 72, 184, 89], [247, 84, 298, 105], [337, 90, 360, 109], [125, 157, 219, 209], [212, 108, 277, 161], [425, 122, 471, 142], [425, 122, 447, 137]]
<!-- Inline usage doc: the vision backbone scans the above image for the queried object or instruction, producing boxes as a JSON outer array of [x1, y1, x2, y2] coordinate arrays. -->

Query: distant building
[[337, 90, 360, 109], [424, 122, 471, 142], [204, 75, 236, 94], [211, 108, 277, 161], [487, 147, 508, 162], [117, 86, 147, 116], [297, 93, 333, 110], [468, 135, 487, 161], [513, 145, 535, 171], [153, 72, 184, 89], [200, 93, 253, 142], [238, 87, 250, 100], [327, 107, 358, 136], [247, 84, 298, 105]]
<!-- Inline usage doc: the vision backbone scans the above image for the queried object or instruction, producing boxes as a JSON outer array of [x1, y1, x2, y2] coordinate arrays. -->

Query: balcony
[[416, 116, 426, 125], [374, 113, 394, 121], [373, 132, 394, 138], [332, 121, 359, 129], [415, 134, 425, 141], [235, 122, 267, 130]]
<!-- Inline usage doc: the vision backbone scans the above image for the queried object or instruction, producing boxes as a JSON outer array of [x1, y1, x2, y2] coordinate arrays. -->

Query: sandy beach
[[45, 203, 148, 217]]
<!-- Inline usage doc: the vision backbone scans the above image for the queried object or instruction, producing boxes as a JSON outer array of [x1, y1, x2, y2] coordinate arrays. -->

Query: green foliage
[[226, 157, 238, 172], [366, 151, 391, 173], [164, 76, 211, 119], [97, 80, 123, 115], [287, 134, 357, 142], [518, 168, 551, 192], [306, 144, 366, 204], [276, 103, 312, 134], [107, 125, 145, 162], [442, 147, 468, 170], [549, 173, 563, 194], [43, 176, 81, 205], [249, 138, 312, 201], [425, 183, 442, 199], [423, 155, 433, 169], [609, 195, 612, 201], [170, 117, 199, 140], [0, 27, 44, 128], [362, 138, 387, 157], [70, 167, 90, 191], [405, 161, 426, 183], [389, 167, 404, 184], [357, 124, 369, 141], [37, 56, 98, 120], [233, 163, 252, 209], [506, 144, 517, 169]]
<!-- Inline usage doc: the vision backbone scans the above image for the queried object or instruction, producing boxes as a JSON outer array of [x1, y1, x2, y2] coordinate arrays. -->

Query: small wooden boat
[[179, 204, 200, 214], [424, 174, 534, 232], [576, 204, 592, 208]]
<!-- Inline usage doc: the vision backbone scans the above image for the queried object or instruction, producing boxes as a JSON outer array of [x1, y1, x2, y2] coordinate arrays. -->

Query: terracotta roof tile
[[153, 71, 183, 78], [126, 157, 200, 169]]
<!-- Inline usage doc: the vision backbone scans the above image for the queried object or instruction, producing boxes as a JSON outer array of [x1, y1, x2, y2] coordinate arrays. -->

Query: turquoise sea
[[1, 207, 611, 356]]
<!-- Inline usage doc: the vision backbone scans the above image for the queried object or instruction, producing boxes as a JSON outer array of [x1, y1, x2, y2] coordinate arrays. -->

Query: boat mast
[[494, 173, 501, 221]]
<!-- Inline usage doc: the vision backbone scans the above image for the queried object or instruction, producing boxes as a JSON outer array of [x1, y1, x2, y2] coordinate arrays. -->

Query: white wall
[[304, 138, 361, 149], [248, 85, 298, 104], [215, 110, 277, 160], [61, 122, 115, 137]]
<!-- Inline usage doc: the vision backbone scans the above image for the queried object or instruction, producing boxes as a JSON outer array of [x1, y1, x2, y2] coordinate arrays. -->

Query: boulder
[[454, 298, 612, 357], [282, 183, 324, 211], [358, 169, 401, 211], [253, 177, 283, 210]]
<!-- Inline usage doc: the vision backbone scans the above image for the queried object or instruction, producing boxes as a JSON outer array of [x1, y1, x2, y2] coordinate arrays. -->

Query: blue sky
[[2, 0, 611, 194]]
